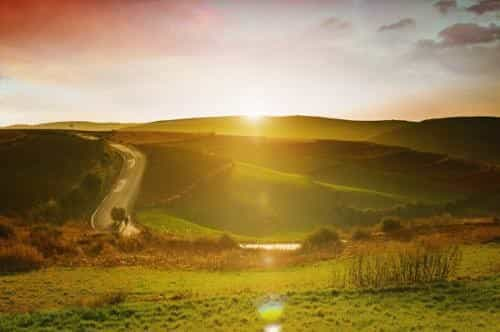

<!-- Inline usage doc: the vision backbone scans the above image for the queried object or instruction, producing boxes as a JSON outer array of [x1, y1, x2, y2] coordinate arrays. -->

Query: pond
[[239, 243, 302, 251]]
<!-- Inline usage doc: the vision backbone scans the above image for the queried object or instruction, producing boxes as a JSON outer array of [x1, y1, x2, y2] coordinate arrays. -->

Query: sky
[[0, 0, 499, 125]]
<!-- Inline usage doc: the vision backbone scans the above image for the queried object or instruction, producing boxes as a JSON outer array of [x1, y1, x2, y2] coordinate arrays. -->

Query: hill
[[124, 116, 409, 141], [373, 117, 500, 164], [126, 132, 500, 237], [4, 121, 135, 132], [0, 131, 122, 222], [143, 162, 400, 237]]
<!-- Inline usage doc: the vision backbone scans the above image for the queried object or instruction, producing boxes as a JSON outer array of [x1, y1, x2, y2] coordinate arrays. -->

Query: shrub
[[344, 244, 462, 288], [217, 234, 238, 249], [381, 217, 402, 233], [79, 291, 128, 308], [29, 225, 67, 257], [493, 216, 500, 224], [0, 244, 44, 273], [351, 229, 371, 241], [303, 228, 339, 250], [0, 222, 15, 240]]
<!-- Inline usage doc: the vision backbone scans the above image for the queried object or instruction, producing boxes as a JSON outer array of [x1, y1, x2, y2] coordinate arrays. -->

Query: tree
[[111, 207, 128, 225]]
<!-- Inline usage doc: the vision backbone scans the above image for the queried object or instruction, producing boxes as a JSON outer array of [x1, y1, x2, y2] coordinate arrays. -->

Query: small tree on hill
[[111, 207, 128, 228]]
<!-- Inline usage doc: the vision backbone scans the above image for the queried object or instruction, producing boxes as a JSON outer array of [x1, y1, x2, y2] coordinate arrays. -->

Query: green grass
[[155, 162, 399, 237], [137, 207, 315, 242], [137, 209, 224, 239], [1, 244, 499, 331]]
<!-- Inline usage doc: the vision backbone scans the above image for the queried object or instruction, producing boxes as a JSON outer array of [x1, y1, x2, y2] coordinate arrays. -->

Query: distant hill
[[0, 131, 122, 221], [4, 121, 135, 132], [124, 116, 409, 141], [373, 117, 500, 164]]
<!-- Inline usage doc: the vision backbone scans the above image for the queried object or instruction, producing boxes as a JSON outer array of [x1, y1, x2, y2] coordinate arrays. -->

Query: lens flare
[[264, 324, 282, 332], [258, 300, 284, 322]]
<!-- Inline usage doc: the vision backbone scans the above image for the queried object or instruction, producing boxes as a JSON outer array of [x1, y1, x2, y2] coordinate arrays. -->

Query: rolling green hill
[[163, 135, 500, 202], [124, 116, 409, 141], [0, 131, 122, 222], [4, 121, 136, 132], [373, 117, 500, 164], [142, 161, 400, 237]]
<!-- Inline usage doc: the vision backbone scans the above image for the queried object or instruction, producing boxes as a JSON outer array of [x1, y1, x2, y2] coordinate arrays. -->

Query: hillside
[[0, 131, 122, 222], [4, 121, 135, 132], [143, 162, 400, 236], [126, 132, 500, 237], [373, 117, 500, 164], [153, 134, 500, 203], [124, 116, 409, 141]]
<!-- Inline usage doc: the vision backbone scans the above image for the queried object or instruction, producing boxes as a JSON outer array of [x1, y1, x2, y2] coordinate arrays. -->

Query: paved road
[[91, 143, 146, 235]]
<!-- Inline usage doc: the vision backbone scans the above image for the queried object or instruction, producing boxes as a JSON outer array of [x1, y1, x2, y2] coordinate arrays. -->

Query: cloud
[[378, 18, 416, 32], [438, 23, 500, 46], [433, 0, 457, 14], [320, 17, 352, 31], [467, 0, 500, 15]]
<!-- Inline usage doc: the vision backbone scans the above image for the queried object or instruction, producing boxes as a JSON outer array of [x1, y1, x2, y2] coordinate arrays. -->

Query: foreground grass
[[1, 244, 499, 331]]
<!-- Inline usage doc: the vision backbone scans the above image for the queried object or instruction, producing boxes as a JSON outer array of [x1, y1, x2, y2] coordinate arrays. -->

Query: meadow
[[1, 119, 500, 331], [1, 243, 499, 331], [127, 132, 500, 238]]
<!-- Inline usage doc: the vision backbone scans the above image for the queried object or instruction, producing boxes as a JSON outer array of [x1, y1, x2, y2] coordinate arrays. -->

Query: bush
[[351, 229, 371, 241], [344, 244, 462, 288], [0, 222, 15, 240], [79, 291, 128, 308], [29, 225, 67, 257], [217, 234, 238, 249], [303, 228, 339, 250], [381, 217, 402, 233], [493, 216, 500, 224], [0, 244, 44, 273]]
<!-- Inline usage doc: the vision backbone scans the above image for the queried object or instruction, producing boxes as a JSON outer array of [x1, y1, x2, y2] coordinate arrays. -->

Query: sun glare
[[245, 112, 264, 122]]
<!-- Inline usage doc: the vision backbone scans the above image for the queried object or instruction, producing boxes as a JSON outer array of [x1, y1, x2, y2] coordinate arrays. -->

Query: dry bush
[[343, 243, 462, 288], [217, 234, 238, 249], [28, 225, 75, 257], [303, 228, 340, 250], [351, 229, 371, 241], [380, 216, 402, 233], [78, 291, 127, 308], [0, 222, 15, 240], [0, 244, 44, 273]]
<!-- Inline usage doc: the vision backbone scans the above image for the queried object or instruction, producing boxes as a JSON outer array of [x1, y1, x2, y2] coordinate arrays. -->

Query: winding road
[[91, 142, 146, 236]]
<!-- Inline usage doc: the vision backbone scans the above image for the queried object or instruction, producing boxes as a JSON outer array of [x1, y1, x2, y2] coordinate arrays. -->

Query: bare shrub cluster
[[78, 291, 128, 308], [0, 244, 44, 273], [343, 244, 462, 288]]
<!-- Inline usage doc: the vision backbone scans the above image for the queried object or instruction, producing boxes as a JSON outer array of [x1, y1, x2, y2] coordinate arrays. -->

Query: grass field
[[142, 161, 400, 237], [1, 243, 499, 331], [4, 122, 136, 132]]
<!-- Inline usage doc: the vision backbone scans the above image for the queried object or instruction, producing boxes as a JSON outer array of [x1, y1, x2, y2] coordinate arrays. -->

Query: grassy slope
[[4, 122, 135, 132], [0, 131, 121, 221], [373, 117, 500, 164], [124, 116, 409, 141], [147, 162, 401, 237], [1, 244, 499, 331], [133, 133, 500, 237], [167, 135, 499, 202]]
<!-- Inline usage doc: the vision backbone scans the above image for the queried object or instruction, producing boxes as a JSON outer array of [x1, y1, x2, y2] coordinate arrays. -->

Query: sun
[[245, 112, 264, 122]]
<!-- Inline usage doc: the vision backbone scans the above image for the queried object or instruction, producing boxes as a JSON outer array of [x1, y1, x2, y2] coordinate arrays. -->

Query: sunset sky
[[1, 0, 499, 125]]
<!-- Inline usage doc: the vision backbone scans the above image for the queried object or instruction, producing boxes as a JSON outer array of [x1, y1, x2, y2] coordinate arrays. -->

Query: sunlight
[[245, 112, 264, 122]]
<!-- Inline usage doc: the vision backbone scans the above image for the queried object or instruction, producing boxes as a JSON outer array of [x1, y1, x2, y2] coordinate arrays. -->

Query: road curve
[[91, 143, 146, 234]]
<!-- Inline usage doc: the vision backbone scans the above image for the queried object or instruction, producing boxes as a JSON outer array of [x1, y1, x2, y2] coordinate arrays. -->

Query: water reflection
[[239, 243, 301, 251], [264, 324, 282, 332]]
